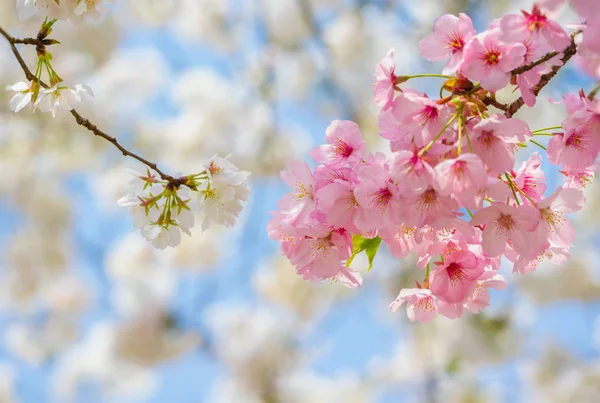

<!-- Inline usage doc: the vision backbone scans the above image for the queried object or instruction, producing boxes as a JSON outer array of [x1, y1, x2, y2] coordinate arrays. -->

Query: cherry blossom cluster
[[16, 0, 114, 22], [268, 2, 600, 322], [118, 156, 250, 250]]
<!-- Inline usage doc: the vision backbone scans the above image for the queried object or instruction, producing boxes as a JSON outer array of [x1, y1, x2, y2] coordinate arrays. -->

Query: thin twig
[[0, 25, 181, 184], [0, 26, 40, 84], [505, 31, 580, 118], [511, 50, 559, 76], [483, 95, 508, 112]]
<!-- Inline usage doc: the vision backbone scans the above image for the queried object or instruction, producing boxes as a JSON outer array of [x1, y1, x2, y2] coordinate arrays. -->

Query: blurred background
[[0, 0, 599, 402]]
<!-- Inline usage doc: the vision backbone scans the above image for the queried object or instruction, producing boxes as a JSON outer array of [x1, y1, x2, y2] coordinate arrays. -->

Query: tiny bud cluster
[[268, 3, 600, 322]]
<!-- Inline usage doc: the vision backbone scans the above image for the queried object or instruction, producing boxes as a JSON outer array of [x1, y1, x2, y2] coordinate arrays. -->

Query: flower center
[[541, 208, 565, 231], [479, 130, 497, 149], [524, 6, 548, 32], [417, 105, 439, 126], [85, 0, 100, 10], [446, 262, 468, 285], [445, 32, 465, 53], [484, 48, 501, 65], [452, 160, 467, 178], [565, 131, 587, 152], [370, 187, 392, 211], [416, 296, 435, 312], [417, 189, 438, 211], [208, 161, 221, 176], [294, 181, 313, 202], [497, 213, 515, 231], [331, 138, 354, 158]]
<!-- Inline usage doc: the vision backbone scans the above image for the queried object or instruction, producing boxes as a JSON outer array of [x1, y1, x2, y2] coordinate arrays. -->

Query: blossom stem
[[505, 30, 580, 118], [530, 140, 547, 150], [589, 83, 600, 100], [532, 126, 562, 133], [506, 173, 536, 205], [0, 24, 187, 187], [405, 74, 453, 80], [421, 114, 457, 154], [457, 116, 463, 155], [460, 115, 473, 153], [505, 173, 521, 206]]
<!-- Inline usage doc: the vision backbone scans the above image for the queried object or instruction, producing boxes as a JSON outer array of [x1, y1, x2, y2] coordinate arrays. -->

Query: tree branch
[[0, 25, 182, 184], [511, 50, 559, 76], [505, 31, 580, 118]]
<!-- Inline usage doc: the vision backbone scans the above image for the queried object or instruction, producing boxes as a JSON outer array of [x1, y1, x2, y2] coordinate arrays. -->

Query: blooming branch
[[269, 3, 600, 322], [0, 24, 181, 184], [1, 23, 250, 249]]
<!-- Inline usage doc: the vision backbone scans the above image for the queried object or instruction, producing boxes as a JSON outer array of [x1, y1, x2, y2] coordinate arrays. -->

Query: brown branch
[[0, 26, 40, 84], [505, 31, 580, 118], [0, 25, 182, 185], [12, 37, 57, 46], [483, 96, 508, 112], [511, 50, 559, 76]]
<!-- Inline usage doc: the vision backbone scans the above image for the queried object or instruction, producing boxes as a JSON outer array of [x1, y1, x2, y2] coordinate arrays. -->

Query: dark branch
[[0, 25, 181, 184], [0, 26, 40, 84], [511, 50, 559, 76], [505, 32, 579, 118]]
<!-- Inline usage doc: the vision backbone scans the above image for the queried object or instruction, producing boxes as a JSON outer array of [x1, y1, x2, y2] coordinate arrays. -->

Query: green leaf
[[346, 235, 381, 271]]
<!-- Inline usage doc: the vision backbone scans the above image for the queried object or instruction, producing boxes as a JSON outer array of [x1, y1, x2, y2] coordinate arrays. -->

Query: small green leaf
[[346, 235, 381, 271]]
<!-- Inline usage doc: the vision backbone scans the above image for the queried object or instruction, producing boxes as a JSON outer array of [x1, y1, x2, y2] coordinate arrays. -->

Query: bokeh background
[[0, 0, 600, 402]]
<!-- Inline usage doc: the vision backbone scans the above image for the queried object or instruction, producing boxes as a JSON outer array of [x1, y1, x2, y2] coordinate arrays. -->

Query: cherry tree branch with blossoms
[[0, 25, 181, 184], [1, 8, 250, 250], [268, 1, 600, 322]]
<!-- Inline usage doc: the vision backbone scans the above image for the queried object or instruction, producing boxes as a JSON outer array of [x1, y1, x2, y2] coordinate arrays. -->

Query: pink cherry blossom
[[389, 149, 435, 195], [470, 203, 543, 258], [353, 163, 402, 234], [267, 211, 298, 258], [313, 165, 355, 194], [465, 270, 507, 313], [379, 92, 453, 149], [562, 166, 595, 190], [461, 29, 526, 92], [511, 245, 569, 274], [419, 13, 476, 74], [290, 224, 352, 281], [537, 186, 585, 247], [547, 124, 600, 171], [315, 178, 359, 232], [389, 288, 438, 322], [512, 152, 546, 203], [374, 48, 398, 107], [335, 267, 363, 288], [470, 116, 531, 175], [500, 5, 570, 52], [434, 153, 488, 197], [378, 225, 416, 258], [402, 187, 459, 230], [310, 120, 366, 169], [278, 160, 315, 224], [430, 250, 484, 304]]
